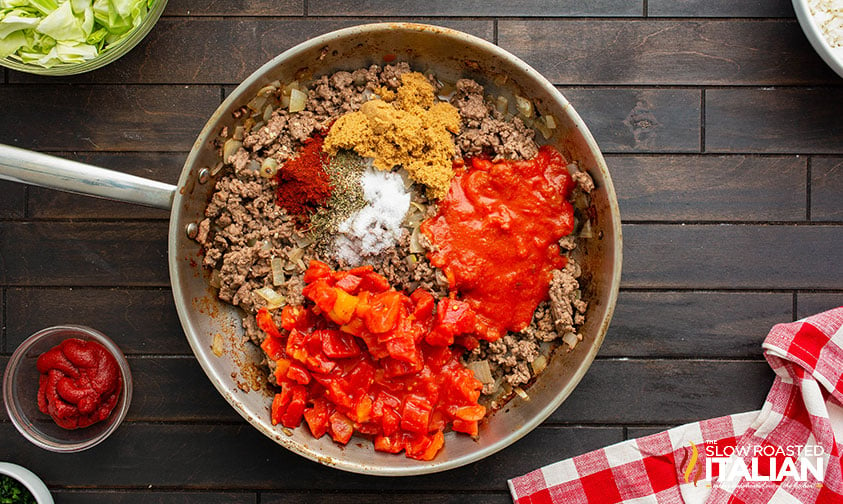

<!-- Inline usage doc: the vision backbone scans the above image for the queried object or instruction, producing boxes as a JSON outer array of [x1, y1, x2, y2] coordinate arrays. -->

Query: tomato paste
[[36, 338, 122, 429], [420, 145, 576, 341], [257, 260, 485, 461]]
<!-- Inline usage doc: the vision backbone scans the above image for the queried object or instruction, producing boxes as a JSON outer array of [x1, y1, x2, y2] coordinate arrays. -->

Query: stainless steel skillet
[[0, 22, 622, 475]]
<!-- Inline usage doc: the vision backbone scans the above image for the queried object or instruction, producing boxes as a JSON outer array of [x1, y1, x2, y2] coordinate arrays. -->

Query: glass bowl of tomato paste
[[3, 325, 133, 452]]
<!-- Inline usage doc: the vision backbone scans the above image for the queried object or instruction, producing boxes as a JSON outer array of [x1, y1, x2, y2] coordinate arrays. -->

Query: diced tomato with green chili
[[280, 384, 308, 428], [451, 418, 479, 437], [303, 259, 332, 283], [328, 288, 358, 325], [334, 273, 363, 294], [401, 396, 433, 434], [320, 328, 361, 358], [286, 361, 311, 385], [256, 308, 284, 339], [303, 397, 330, 438], [303, 278, 337, 313], [359, 270, 390, 293], [410, 288, 435, 321], [329, 411, 354, 444], [365, 290, 402, 334], [261, 335, 285, 361], [374, 433, 404, 454], [262, 261, 488, 461], [285, 328, 309, 363]]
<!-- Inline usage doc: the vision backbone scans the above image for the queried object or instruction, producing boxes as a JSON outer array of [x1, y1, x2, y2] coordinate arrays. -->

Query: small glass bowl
[[3, 325, 132, 452], [0, 0, 168, 76]]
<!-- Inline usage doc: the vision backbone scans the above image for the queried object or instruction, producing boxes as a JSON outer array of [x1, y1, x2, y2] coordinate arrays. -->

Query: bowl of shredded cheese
[[793, 0, 843, 78]]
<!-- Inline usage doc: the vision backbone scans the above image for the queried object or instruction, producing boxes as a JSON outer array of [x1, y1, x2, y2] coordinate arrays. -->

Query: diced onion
[[409, 227, 425, 254], [232, 125, 245, 141], [247, 96, 267, 114], [260, 158, 279, 178], [287, 247, 305, 263], [544, 114, 557, 129], [212, 333, 224, 357], [255, 286, 286, 309], [531, 354, 548, 374], [562, 331, 579, 350], [271, 257, 286, 286], [222, 138, 242, 163], [257, 84, 278, 97], [209, 269, 222, 288], [466, 360, 494, 384], [495, 95, 509, 115], [289, 88, 307, 113], [514, 95, 534, 118], [579, 220, 593, 239], [210, 161, 224, 176], [514, 387, 530, 401]]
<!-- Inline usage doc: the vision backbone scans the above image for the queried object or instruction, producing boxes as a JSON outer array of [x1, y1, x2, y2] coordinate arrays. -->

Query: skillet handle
[[0, 144, 176, 210]]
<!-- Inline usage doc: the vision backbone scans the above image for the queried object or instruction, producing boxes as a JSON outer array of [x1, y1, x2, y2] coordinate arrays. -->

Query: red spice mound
[[36, 338, 122, 430], [275, 135, 332, 221], [257, 260, 486, 461]]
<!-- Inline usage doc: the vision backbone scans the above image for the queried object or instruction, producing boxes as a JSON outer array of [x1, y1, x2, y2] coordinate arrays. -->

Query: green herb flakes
[[0, 474, 36, 504]]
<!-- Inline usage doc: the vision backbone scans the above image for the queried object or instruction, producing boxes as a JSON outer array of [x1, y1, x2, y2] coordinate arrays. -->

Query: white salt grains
[[333, 168, 411, 265]]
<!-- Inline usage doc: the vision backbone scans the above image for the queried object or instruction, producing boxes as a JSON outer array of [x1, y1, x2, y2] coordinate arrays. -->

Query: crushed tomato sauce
[[36, 338, 122, 430], [420, 145, 576, 341], [256, 260, 485, 461]]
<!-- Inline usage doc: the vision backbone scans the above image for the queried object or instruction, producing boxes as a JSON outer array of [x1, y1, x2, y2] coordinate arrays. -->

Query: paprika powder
[[275, 134, 332, 222]]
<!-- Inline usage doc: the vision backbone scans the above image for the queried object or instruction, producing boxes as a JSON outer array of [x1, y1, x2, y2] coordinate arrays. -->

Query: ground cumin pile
[[323, 72, 461, 199]]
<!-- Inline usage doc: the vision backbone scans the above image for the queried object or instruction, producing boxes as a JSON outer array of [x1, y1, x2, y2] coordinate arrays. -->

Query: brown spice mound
[[323, 72, 461, 199]]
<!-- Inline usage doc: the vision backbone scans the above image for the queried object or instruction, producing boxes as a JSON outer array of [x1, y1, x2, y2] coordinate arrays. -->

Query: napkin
[[509, 307, 843, 504]]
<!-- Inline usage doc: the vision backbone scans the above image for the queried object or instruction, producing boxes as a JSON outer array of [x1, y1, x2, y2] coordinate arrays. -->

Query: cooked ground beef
[[196, 62, 590, 403], [451, 79, 540, 160]]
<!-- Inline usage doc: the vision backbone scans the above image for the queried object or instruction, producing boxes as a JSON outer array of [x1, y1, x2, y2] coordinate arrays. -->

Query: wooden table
[[2, 1, 842, 502]]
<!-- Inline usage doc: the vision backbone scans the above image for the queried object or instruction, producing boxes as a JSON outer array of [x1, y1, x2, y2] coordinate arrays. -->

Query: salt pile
[[333, 168, 410, 265]]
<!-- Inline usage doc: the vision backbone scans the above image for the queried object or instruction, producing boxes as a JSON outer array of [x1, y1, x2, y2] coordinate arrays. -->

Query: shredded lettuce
[[0, 0, 157, 68]]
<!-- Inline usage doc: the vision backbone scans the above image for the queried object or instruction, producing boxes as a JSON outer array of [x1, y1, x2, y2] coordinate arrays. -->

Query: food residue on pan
[[194, 62, 594, 461]]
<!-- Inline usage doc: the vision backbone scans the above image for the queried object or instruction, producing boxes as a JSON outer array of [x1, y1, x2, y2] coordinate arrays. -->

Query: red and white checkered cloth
[[509, 307, 843, 504]]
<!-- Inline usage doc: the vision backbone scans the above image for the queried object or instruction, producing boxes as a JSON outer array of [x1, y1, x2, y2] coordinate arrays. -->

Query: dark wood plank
[[627, 427, 675, 439], [54, 491, 256, 503], [8, 19, 494, 85], [609, 155, 806, 220], [5, 288, 188, 355], [0, 222, 169, 287], [622, 224, 843, 289], [0, 85, 219, 151], [811, 157, 843, 221], [562, 89, 700, 153], [264, 493, 510, 504], [165, 0, 302, 15], [706, 88, 843, 154], [498, 20, 838, 85], [2, 423, 622, 490], [0, 181, 25, 219], [600, 291, 792, 358], [126, 357, 241, 421], [551, 360, 774, 424], [0, 354, 237, 422], [308, 0, 642, 16], [27, 152, 183, 219], [648, 0, 793, 17], [796, 293, 843, 320]]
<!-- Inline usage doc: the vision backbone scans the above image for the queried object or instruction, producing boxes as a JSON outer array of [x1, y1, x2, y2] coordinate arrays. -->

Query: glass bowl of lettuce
[[0, 0, 167, 75]]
